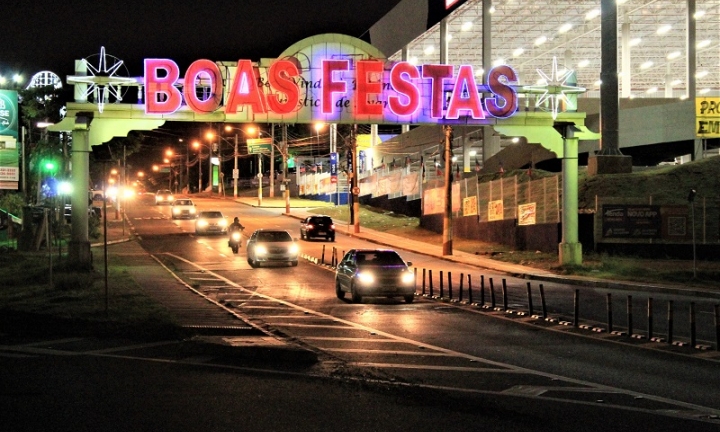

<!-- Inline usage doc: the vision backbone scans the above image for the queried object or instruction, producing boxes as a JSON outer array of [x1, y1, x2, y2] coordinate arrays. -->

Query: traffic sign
[[247, 138, 272, 154]]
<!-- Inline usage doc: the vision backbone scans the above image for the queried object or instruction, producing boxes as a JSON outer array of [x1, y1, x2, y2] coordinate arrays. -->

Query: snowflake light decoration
[[523, 57, 586, 120], [67, 47, 136, 113]]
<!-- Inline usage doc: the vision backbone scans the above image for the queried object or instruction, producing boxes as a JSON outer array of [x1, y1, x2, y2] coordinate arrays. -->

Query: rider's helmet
[[233, 217, 239, 223]]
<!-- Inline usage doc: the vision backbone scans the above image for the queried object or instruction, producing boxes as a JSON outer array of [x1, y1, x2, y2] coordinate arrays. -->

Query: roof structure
[[389, 0, 719, 99]]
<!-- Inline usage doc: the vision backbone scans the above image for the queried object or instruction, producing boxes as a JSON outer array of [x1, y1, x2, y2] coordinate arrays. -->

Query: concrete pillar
[[559, 128, 582, 265], [686, 0, 696, 100], [68, 127, 92, 269]]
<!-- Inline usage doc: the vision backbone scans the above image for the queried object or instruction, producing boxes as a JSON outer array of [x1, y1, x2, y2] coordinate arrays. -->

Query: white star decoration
[[524, 57, 586, 119], [67, 47, 137, 113]]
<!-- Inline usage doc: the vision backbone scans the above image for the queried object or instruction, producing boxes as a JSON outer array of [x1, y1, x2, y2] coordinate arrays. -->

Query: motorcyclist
[[229, 217, 245, 234]]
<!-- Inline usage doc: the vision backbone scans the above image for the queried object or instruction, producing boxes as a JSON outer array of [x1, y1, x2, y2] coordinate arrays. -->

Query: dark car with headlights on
[[194, 211, 228, 235], [300, 215, 335, 241], [246, 229, 299, 268], [335, 249, 415, 303]]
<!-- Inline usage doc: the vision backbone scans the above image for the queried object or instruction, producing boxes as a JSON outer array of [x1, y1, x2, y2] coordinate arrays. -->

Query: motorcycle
[[228, 229, 243, 254]]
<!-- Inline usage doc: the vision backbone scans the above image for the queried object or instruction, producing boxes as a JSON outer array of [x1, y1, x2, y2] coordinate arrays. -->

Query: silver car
[[246, 229, 299, 268], [335, 249, 415, 303], [171, 199, 197, 219], [194, 211, 228, 235]]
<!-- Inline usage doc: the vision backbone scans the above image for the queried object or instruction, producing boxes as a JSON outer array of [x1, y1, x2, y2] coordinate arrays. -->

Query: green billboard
[[0, 90, 19, 189]]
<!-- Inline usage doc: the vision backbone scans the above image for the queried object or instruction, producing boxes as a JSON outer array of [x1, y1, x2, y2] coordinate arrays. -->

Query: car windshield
[[257, 231, 292, 242], [355, 251, 404, 266], [311, 217, 332, 224], [200, 212, 223, 219]]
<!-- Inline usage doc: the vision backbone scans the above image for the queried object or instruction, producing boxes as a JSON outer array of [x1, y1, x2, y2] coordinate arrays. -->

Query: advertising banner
[[462, 196, 478, 217], [696, 97, 720, 138], [329, 152, 337, 184], [0, 90, 19, 189], [601, 205, 661, 238], [488, 200, 504, 221], [518, 202, 537, 226]]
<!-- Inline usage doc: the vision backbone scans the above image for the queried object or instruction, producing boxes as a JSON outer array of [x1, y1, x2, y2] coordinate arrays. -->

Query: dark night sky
[[1, 0, 402, 78]]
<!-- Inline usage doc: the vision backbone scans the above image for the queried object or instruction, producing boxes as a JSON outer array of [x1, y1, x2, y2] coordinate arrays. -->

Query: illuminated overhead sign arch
[[143, 57, 519, 125]]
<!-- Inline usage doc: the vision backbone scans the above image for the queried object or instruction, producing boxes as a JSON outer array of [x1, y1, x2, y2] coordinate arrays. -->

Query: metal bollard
[[429, 269, 434, 297], [648, 298, 654, 340], [480, 275, 485, 306], [573, 289, 579, 327], [539, 283, 547, 319], [422, 268, 427, 295], [467, 274, 473, 304], [606, 293, 613, 333], [489, 278, 496, 307], [448, 272, 453, 300], [321, 245, 326, 265], [667, 300, 674, 344], [439, 270, 444, 298], [414, 267, 418, 292], [690, 302, 696, 348], [627, 295, 633, 336], [502, 279, 508, 310], [526, 282, 533, 316], [458, 273, 464, 302]]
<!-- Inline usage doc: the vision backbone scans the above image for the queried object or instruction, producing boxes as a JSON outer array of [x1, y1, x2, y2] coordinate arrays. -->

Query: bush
[[0, 192, 25, 217]]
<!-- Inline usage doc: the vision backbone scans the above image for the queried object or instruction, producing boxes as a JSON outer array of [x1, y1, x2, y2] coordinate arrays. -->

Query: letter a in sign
[[226, 60, 267, 114]]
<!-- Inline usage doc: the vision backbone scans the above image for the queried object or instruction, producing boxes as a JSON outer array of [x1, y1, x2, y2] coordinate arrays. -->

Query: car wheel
[[350, 284, 362, 303], [335, 281, 345, 299], [291, 260, 298, 267], [404, 294, 414, 304]]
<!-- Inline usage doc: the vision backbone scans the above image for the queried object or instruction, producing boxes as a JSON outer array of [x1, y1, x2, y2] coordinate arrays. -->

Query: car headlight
[[189, 208, 196, 214], [168, 195, 174, 201], [255, 245, 268, 256], [357, 272, 375, 284], [289, 243, 299, 254], [172, 208, 180, 214], [401, 271, 415, 284], [219, 219, 228, 227], [197, 219, 208, 227]]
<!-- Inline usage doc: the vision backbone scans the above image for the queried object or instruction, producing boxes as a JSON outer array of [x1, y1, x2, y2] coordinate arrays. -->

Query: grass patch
[[0, 252, 184, 340]]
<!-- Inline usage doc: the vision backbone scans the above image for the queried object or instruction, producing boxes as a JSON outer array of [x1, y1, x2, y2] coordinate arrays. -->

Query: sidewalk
[[234, 196, 720, 300]]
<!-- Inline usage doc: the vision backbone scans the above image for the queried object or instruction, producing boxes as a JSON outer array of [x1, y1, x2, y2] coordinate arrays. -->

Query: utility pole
[[283, 124, 290, 214], [442, 125, 453, 256], [351, 125, 360, 234], [270, 124, 275, 198], [233, 133, 238, 198]]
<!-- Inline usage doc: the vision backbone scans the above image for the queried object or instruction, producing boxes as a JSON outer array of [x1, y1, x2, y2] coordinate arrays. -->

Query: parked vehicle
[[246, 229, 299, 268], [300, 215, 335, 241], [335, 249, 415, 304]]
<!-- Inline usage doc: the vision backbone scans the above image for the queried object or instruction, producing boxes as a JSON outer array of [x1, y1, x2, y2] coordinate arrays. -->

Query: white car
[[170, 199, 197, 219], [246, 229, 299, 268], [155, 189, 174, 205], [194, 211, 228, 235]]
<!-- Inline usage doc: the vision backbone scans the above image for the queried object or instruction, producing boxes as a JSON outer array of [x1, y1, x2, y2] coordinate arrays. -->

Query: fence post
[[422, 268, 426, 295], [606, 293, 613, 333], [480, 275, 485, 306], [429, 269, 434, 297], [539, 283, 547, 319], [573, 289, 580, 327], [690, 302, 697, 347], [627, 295, 633, 336], [714, 304, 719, 351], [489, 277, 496, 308], [648, 298, 654, 340], [526, 282, 534, 316], [414, 267, 418, 292], [667, 300, 674, 344], [439, 270, 444, 298], [502, 279, 508, 311], [459, 273, 464, 302], [448, 271, 453, 300], [321, 245, 326, 265], [467, 274, 473, 304]]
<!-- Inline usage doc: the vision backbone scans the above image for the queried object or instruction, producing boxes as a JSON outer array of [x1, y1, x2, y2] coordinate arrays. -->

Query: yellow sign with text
[[695, 97, 720, 138]]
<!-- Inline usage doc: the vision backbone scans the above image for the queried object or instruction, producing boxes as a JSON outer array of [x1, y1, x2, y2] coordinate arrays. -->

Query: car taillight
[[330, 224, 335, 230], [306, 224, 314, 230]]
